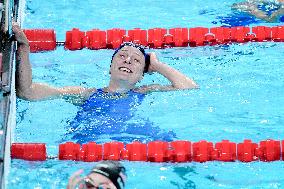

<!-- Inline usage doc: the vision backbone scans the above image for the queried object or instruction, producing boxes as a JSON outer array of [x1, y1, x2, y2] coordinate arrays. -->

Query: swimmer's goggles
[[83, 170, 126, 189], [83, 176, 107, 189], [83, 161, 126, 189]]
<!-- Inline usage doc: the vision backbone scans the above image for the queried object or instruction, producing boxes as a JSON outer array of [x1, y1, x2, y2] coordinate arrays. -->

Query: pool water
[[10, 0, 284, 188]]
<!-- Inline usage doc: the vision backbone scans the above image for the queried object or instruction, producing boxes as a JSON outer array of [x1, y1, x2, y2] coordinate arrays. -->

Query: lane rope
[[11, 139, 284, 162], [22, 26, 284, 52]]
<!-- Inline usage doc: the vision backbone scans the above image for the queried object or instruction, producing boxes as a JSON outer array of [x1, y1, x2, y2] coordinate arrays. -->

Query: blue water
[[10, 0, 284, 188]]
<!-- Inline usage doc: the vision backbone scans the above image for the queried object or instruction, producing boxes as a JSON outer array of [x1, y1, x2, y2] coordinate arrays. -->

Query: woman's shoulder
[[73, 88, 98, 106], [83, 88, 98, 97]]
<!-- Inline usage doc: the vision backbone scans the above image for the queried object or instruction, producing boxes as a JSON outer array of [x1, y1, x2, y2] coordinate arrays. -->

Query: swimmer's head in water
[[85, 161, 127, 189], [111, 42, 150, 73], [110, 42, 150, 85]]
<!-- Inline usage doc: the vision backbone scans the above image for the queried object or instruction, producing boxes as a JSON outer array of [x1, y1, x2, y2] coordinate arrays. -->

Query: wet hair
[[111, 42, 150, 73], [89, 161, 127, 189]]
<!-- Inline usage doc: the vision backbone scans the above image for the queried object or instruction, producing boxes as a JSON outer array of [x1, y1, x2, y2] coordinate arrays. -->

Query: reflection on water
[[171, 166, 197, 189]]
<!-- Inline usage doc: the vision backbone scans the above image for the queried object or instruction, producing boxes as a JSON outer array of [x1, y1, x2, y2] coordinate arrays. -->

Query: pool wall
[[0, 0, 25, 188]]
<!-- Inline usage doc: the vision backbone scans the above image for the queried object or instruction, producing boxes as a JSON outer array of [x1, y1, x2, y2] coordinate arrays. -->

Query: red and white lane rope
[[22, 26, 284, 52], [11, 139, 284, 163]]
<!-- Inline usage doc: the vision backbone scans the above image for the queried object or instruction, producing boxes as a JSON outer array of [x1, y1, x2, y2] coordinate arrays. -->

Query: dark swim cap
[[89, 161, 126, 189], [111, 42, 150, 73]]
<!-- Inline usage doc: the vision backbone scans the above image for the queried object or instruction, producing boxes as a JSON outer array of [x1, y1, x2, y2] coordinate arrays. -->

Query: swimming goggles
[[83, 177, 111, 189]]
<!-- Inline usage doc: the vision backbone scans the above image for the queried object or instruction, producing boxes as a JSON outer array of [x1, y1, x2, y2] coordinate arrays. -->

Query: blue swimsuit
[[65, 89, 176, 144], [216, 1, 284, 26]]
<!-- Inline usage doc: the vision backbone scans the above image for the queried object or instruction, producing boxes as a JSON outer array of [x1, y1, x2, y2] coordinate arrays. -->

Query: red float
[[245, 33, 256, 42], [65, 28, 86, 50], [103, 141, 124, 160], [189, 27, 209, 47], [85, 29, 106, 49], [148, 141, 169, 162], [121, 148, 129, 160], [126, 141, 147, 161], [237, 139, 258, 162], [258, 139, 281, 162], [230, 26, 250, 43], [215, 140, 236, 162], [58, 142, 80, 161], [204, 33, 215, 45], [271, 26, 284, 42], [169, 28, 189, 47], [252, 26, 272, 42], [23, 29, 56, 52], [210, 27, 231, 44], [170, 140, 191, 162], [148, 28, 167, 48], [282, 140, 284, 161], [192, 140, 215, 162], [122, 35, 131, 42], [11, 143, 46, 161], [79, 142, 102, 162], [163, 34, 174, 47], [106, 28, 126, 49], [128, 28, 147, 46]]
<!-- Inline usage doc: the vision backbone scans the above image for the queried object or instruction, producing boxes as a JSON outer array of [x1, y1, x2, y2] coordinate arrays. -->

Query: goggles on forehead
[[87, 161, 127, 189], [84, 177, 107, 189], [111, 42, 150, 73], [111, 42, 146, 60]]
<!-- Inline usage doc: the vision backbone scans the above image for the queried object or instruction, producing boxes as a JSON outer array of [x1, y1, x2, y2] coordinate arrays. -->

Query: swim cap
[[89, 161, 126, 189], [111, 42, 150, 73]]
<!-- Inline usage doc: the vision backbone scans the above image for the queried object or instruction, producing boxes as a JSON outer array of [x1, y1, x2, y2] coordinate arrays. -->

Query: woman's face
[[84, 173, 117, 189], [110, 46, 146, 85]]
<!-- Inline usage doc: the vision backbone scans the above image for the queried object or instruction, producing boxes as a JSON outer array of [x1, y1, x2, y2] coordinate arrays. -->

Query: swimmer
[[67, 161, 127, 189], [232, 0, 284, 22], [12, 22, 198, 104]]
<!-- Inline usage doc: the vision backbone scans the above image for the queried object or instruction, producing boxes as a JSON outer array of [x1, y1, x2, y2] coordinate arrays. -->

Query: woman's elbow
[[186, 81, 199, 89], [188, 84, 200, 89], [16, 92, 32, 101], [16, 89, 40, 101], [192, 84, 200, 89]]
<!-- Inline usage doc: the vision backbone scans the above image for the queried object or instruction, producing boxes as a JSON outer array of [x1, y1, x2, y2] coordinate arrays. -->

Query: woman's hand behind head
[[147, 52, 162, 73]]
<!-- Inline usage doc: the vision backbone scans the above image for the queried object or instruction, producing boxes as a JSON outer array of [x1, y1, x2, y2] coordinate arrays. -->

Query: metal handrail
[[4, 0, 13, 37], [1, 0, 14, 93], [0, 0, 19, 188]]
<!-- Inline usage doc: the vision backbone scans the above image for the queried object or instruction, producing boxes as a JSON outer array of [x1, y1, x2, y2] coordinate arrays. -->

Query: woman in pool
[[232, 0, 284, 22], [13, 22, 198, 102], [13, 22, 198, 143]]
